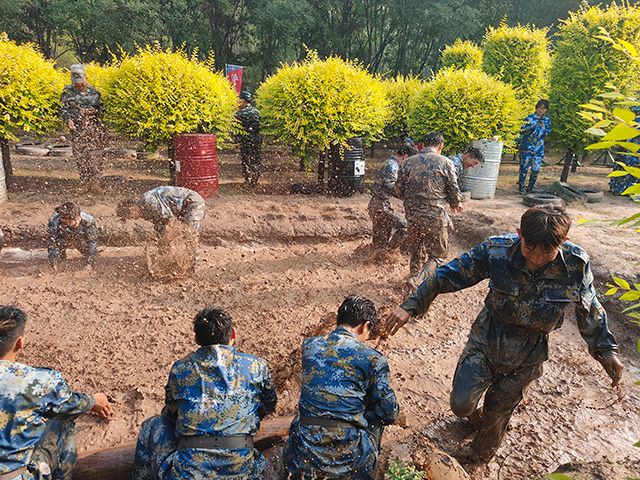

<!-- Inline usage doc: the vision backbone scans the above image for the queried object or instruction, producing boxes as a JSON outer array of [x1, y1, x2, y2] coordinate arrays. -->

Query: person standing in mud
[[396, 132, 462, 287], [518, 99, 551, 193], [48, 201, 99, 271], [368, 144, 414, 250], [384, 206, 624, 464], [283, 295, 399, 479], [60, 64, 108, 187], [235, 91, 262, 187]]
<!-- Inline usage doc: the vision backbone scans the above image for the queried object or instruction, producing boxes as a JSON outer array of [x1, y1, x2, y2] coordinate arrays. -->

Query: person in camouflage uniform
[[396, 132, 463, 287], [518, 99, 551, 193], [47, 202, 99, 271], [133, 307, 277, 479], [283, 295, 399, 479], [384, 206, 624, 463], [368, 144, 414, 250], [236, 91, 262, 187], [0, 305, 112, 480], [449, 146, 484, 190], [60, 65, 108, 186], [0, 227, 4, 252]]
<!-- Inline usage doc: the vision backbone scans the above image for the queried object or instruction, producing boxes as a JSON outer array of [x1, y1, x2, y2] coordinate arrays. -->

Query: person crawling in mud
[[117, 185, 205, 236], [133, 307, 277, 479], [0, 305, 112, 480], [48, 201, 99, 271], [384, 205, 624, 464], [283, 295, 399, 479]]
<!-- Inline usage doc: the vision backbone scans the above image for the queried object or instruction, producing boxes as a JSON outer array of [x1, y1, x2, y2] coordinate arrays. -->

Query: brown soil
[[1, 143, 639, 479]]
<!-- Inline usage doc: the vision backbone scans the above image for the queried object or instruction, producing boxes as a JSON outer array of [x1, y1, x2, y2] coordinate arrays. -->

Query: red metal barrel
[[173, 133, 218, 198]]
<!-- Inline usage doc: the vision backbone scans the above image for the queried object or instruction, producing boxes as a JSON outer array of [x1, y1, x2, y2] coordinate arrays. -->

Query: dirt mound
[[546, 458, 640, 479], [146, 221, 198, 280]]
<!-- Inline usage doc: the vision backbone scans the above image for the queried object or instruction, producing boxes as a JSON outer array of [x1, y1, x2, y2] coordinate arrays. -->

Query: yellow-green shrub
[[482, 24, 550, 108], [84, 62, 119, 93], [408, 68, 520, 153], [550, 4, 640, 151], [383, 75, 425, 140], [103, 47, 237, 149], [256, 52, 389, 160], [440, 39, 483, 71], [0, 33, 65, 140]]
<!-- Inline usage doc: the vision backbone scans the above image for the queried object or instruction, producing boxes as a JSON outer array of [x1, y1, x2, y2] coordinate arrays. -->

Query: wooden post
[[1, 138, 12, 190]]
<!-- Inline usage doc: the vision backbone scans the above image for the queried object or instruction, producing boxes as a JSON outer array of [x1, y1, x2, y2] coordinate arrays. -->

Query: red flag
[[226, 64, 244, 94]]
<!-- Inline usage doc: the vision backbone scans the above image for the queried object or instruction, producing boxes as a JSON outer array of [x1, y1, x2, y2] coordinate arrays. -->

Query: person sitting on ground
[[283, 295, 399, 480], [368, 144, 414, 250], [0, 305, 112, 480], [133, 307, 277, 479], [518, 99, 551, 193], [383, 206, 623, 464], [48, 201, 99, 271], [449, 146, 485, 190]]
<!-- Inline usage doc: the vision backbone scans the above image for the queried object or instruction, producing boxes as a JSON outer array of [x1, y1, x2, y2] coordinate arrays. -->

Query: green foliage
[[440, 39, 483, 71], [383, 75, 425, 140], [385, 460, 425, 480], [0, 33, 65, 140], [550, 3, 640, 151], [546, 474, 573, 480], [83, 62, 119, 94], [407, 68, 520, 154], [103, 46, 237, 149], [256, 51, 390, 161], [482, 23, 550, 109]]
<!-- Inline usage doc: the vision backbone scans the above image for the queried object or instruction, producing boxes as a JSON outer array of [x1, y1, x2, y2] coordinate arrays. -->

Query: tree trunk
[[1, 138, 13, 191], [317, 150, 326, 186], [560, 150, 574, 183]]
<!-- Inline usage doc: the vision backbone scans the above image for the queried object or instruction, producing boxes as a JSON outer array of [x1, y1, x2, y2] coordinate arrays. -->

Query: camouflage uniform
[[47, 211, 98, 266], [60, 85, 108, 183], [236, 105, 262, 187], [449, 154, 465, 190], [283, 327, 399, 479], [0, 360, 95, 480], [397, 147, 461, 284], [400, 234, 618, 460], [133, 344, 277, 479], [518, 113, 551, 192], [138, 186, 206, 235], [368, 156, 407, 249]]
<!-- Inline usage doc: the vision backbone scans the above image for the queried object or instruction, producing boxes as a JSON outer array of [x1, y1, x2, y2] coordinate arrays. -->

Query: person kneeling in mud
[[133, 307, 277, 479], [384, 206, 624, 464], [0, 305, 112, 480], [283, 295, 399, 479], [48, 201, 99, 271]]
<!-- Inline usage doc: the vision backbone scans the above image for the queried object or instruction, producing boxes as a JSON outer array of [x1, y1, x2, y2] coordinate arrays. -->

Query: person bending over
[[47, 201, 99, 271]]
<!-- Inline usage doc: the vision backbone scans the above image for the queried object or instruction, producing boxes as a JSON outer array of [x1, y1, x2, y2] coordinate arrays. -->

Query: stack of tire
[[523, 182, 604, 207]]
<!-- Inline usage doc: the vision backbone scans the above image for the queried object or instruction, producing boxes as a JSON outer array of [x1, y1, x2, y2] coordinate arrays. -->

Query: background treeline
[[0, 0, 617, 88]]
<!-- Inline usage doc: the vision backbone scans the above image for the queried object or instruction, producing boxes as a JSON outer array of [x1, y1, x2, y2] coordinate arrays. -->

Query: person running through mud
[[236, 91, 262, 187], [396, 132, 463, 288], [283, 295, 399, 479], [0, 305, 112, 480], [449, 145, 485, 190], [383, 206, 624, 464], [60, 64, 108, 187], [133, 307, 277, 479], [48, 201, 99, 271], [368, 144, 414, 250]]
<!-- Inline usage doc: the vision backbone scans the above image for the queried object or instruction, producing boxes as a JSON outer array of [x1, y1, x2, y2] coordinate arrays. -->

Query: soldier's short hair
[[0, 306, 27, 356], [520, 206, 571, 251], [396, 144, 414, 156], [194, 307, 233, 346], [463, 146, 484, 162], [55, 202, 81, 221], [536, 99, 549, 110], [423, 132, 445, 148], [336, 295, 378, 331]]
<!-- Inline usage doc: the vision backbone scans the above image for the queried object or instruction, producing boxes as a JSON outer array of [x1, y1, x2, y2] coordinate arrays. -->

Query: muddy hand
[[91, 393, 113, 418], [598, 353, 624, 388], [386, 307, 411, 336]]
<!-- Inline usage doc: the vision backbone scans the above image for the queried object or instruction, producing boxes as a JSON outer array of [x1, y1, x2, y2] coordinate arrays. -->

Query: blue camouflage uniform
[[368, 156, 407, 249], [449, 154, 465, 190], [0, 360, 95, 480], [47, 211, 98, 266], [518, 113, 551, 192], [138, 186, 206, 235], [236, 105, 262, 187], [133, 345, 277, 479], [283, 326, 399, 479], [400, 234, 618, 460]]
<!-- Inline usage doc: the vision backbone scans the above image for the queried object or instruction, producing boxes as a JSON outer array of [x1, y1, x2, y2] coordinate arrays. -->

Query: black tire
[[581, 188, 604, 203], [523, 193, 564, 208], [15, 142, 49, 156], [47, 144, 73, 157]]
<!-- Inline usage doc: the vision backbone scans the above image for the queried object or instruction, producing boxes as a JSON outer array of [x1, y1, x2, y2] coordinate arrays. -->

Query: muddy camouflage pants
[[406, 211, 448, 284], [72, 123, 107, 183], [22, 420, 78, 480], [239, 134, 262, 187], [368, 199, 406, 250]]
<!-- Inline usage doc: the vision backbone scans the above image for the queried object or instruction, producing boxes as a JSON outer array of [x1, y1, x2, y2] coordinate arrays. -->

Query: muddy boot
[[466, 408, 483, 431]]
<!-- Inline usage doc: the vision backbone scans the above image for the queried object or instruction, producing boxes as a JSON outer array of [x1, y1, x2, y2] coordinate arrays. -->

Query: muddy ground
[[1, 144, 639, 479]]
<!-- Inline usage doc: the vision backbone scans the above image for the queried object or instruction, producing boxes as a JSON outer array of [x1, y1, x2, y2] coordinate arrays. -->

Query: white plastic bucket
[[461, 139, 503, 199]]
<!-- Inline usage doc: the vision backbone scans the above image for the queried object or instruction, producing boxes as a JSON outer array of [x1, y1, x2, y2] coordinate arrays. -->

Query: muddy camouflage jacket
[[396, 147, 461, 218], [401, 234, 618, 368], [162, 344, 277, 478], [0, 360, 94, 474], [370, 156, 400, 203], [285, 327, 399, 478], [139, 186, 205, 233], [520, 113, 551, 158], [236, 105, 260, 135], [47, 211, 98, 262], [60, 85, 102, 125]]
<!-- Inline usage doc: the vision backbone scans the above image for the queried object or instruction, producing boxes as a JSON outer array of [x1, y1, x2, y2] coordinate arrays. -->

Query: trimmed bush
[[550, 4, 640, 151], [482, 24, 551, 108], [408, 68, 520, 154], [83, 62, 119, 93], [256, 51, 389, 161], [440, 39, 483, 71], [0, 33, 65, 140], [383, 75, 425, 141], [103, 47, 238, 149]]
